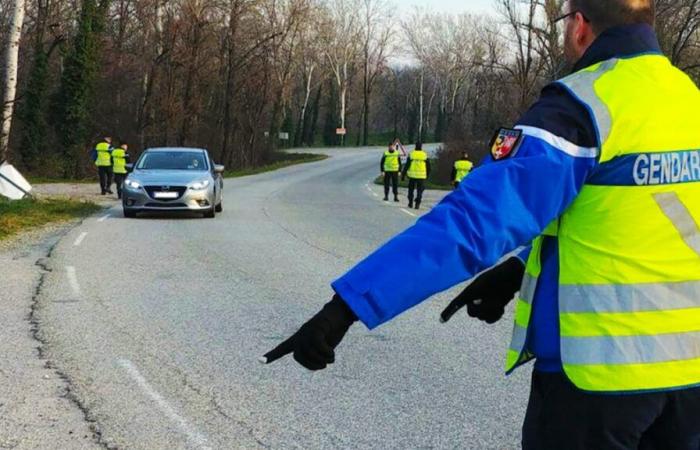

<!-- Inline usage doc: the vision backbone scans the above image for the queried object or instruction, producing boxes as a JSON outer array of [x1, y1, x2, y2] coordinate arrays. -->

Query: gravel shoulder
[[0, 225, 101, 449], [32, 183, 121, 207]]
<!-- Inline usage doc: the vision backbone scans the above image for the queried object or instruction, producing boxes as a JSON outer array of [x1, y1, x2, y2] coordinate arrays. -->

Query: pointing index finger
[[440, 297, 468, 323], [259, 336, 295, 365]]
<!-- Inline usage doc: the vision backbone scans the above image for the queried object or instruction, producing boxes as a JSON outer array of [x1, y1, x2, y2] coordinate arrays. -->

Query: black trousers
[[98, 166, 113, 193], [407, 179, 425, 205], [113, 173, 126, 199], [523, 371, 700, 450], [384, 172, 399, 198]]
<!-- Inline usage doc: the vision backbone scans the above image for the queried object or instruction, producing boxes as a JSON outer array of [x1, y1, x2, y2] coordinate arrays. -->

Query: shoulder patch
[[490, 128, 523, 161]]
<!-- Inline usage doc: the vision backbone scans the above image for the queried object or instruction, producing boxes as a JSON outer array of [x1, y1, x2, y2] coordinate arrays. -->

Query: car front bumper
[[122, 184, 215, 211]]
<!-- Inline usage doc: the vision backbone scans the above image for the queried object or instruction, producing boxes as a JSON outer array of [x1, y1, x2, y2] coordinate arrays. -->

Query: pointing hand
[[261, 295, 357, 371], [441, 257, 525, 325]]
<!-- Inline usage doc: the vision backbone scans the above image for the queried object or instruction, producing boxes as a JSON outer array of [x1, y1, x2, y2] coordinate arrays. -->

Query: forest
[[1, 0, 699, 178]]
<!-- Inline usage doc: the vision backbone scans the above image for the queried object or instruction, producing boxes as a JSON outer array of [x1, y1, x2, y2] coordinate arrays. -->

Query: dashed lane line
[[66, 266, 81, 295], [97, 214, 111, 222], [73, 232, 88, 247], [118, 360, 213, 450], [401, 208, 417, 217]]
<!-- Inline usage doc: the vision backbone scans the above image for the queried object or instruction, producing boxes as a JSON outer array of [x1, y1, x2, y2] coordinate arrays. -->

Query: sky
[[396, 0, 496, 15]]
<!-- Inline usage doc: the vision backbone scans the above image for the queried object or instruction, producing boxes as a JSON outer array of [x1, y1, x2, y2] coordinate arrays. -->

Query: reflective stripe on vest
[[112, 149, 127, 174], [407, 150, 428, 179], [384, 151, 400, 172], [505, 54, 700, 393], [95, 142, 111, 167], [454, 160, 473, 182]]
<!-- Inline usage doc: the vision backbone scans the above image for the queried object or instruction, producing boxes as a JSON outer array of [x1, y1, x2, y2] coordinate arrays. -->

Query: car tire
[[204, 207, 216, 219], [215, 202, 223, 213], [123, 208, 136, 218]]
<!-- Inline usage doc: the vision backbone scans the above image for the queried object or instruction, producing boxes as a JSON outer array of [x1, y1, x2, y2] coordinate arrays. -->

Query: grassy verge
[[224, 152, 328, 178], [0, 197, 102, 241]]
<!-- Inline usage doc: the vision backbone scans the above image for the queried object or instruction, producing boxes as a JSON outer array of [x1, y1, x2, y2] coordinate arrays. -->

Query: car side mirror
[[125, 163, 134, 173], [214, 164, 225, 174]]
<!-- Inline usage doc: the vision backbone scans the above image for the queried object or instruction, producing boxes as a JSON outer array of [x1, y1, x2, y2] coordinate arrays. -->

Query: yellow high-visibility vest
[[407, 150, 428, 180], [95, 142, 112, 167], [383, 151, 400, 172], [506, 54, 700, 393], [112, 148, 127, 174], [454, 159, 473, 183]]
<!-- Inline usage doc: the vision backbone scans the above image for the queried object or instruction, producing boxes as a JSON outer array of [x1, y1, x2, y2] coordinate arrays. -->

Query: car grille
[[144, 185, 187, 201]]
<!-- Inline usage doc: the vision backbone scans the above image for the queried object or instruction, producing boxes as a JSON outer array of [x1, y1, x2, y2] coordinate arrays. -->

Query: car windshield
[[137, 151, 208, 171]]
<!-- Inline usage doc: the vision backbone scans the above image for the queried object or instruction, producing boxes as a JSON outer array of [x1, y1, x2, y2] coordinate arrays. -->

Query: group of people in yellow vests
[[92, 137, 131, 199], [380, 140, 473, 210]]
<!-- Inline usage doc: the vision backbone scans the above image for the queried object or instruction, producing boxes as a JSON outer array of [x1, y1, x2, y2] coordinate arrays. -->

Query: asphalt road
[[36, 147, 530, 449]]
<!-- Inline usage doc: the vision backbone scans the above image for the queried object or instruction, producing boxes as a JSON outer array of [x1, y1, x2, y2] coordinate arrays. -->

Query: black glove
[[440, 257, 525, 325], [260, 295, 357, 371]]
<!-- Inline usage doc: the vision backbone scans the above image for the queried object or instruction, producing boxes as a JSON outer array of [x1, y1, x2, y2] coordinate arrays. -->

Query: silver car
[[122, 147, 224, 218]]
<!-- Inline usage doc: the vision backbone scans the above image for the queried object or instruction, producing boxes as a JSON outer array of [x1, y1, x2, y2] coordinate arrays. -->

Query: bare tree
[[657, 0, 700, 72], [294, 5, 324, 146], [495, 0, 548, 113], [320, 0, 361, 146], [359, 0, 393, 145]]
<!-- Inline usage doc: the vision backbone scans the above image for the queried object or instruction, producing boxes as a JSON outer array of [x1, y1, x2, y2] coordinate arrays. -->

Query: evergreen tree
[[322, 80, 339, 146], [434, 105, 446, 143], [281, 110, 294, 149], [305, 85, 322, 146], [52, 0, 110, 178], [18, 47, 50, 172]]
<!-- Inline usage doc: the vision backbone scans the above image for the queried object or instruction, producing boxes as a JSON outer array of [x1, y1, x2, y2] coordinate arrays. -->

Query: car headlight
[[189, 180, 210, 190], [125, 179, 142, 189]]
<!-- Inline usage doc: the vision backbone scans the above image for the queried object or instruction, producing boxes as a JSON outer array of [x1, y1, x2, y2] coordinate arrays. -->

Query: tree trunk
[[0, 0, 26, 162], [339, 61, 348, 147], [418, 69, 424, 144], [362, 54, 369, 146], [297, 65, 315, 147]]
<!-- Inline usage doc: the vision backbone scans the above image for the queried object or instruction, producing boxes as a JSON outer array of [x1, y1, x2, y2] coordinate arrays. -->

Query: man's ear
[[576, 13, 596, 48]]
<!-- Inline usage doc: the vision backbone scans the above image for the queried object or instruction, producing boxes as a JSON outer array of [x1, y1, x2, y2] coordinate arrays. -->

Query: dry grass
[[0, 197, 102, 240]]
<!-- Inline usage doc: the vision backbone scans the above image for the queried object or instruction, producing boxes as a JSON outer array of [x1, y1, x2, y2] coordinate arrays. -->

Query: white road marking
[[73, 232, 88, 247], [401, 208, 417, 217], [66, 266, 81, 295], [372, 192, 379, 197], [97, 214, 111, 222], [118, 360, 212, 450]]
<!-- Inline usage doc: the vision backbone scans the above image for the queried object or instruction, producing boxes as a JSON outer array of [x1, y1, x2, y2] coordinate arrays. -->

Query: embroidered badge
[[490, 128, 523, 161]]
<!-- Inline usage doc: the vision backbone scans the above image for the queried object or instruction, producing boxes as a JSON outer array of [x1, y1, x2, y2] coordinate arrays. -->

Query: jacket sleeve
[[426, 159, 432, 178], [332, 83, 599, 329], [380, 156, 386, 172], [401, 159, 410, 178]]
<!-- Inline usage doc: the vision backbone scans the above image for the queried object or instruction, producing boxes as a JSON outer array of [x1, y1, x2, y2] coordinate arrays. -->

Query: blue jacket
[[332, 24, 664, 372]]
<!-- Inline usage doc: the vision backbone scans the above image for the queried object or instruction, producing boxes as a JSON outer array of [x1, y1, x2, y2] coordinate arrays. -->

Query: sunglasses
[[554, 10, 590, 24]]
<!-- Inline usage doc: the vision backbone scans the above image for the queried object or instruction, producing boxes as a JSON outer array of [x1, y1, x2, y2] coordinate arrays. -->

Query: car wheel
[[215, 202, 223, 213], [203, 207, 216, 219], [123, 208, 136, 218]]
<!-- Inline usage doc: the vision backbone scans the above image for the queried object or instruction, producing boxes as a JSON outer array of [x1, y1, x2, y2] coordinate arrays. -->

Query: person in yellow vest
[[401, 142, 430, 210], [94, 137, 113, 195], [451, 152, 473, 188], [263, 1, 700, 447], [380, 142, 402, 202], [111, 144, 130, 200]]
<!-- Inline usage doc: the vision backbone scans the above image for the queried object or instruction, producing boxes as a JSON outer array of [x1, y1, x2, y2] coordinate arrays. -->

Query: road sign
[[336, 128, 347, 136]]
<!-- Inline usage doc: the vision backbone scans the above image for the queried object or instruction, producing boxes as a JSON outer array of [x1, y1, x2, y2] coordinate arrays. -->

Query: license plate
[[154, 192, 178, 199]]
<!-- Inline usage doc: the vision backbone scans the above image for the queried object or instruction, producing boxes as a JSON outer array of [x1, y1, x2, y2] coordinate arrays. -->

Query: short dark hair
[[571, 0, 655, 34], [415, 142, 423, 150]]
